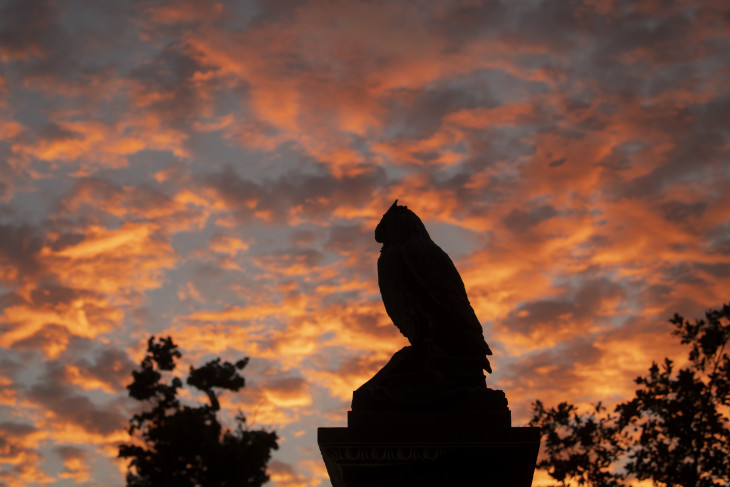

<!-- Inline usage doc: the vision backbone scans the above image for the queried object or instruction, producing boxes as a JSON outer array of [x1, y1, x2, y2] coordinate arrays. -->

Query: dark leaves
[[118, 336, 278, 487], [531, 303, 730, 487], [529, 401, 624, 487]]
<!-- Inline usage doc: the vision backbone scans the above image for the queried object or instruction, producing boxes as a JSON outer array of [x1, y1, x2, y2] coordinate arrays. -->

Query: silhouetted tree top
[[530, 304, 730, 487], [119, 336, 278, 487]]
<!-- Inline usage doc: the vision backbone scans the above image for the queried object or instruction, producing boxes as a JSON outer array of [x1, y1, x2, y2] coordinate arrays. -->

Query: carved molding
[[323, 445, 444, 464]]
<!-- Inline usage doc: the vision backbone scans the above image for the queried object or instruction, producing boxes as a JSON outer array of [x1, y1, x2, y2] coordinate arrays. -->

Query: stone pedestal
[[318, 410, 540, 487]]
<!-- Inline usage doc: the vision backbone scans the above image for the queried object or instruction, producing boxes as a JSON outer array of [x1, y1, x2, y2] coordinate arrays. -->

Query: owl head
[[375, 200, 431, 244]]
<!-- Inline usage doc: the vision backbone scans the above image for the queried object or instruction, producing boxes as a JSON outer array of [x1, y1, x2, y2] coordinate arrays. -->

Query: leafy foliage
[[119, 336, 278, 487], [530, 304, 730, 487], [530, 401, 623, 486]]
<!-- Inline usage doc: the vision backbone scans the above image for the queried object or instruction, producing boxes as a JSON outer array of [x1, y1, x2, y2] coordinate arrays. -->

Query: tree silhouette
[[119, 336, 278, 487], [530, 304, 730, 487]]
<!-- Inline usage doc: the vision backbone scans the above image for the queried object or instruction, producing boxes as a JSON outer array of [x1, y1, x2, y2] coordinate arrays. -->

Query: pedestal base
[[318, 411, 540, 487]]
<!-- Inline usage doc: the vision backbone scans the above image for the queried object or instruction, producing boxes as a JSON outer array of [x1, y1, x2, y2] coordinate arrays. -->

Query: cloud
[[306, 353, 390, 401], [381, 81, 499, 141], [0, 0, 61, 61], [56, 445, 91, 483], [0, 421, 52, 486], [261, 377, 311, 408], [127, 41, 222, 132], [10, 116, 190, 174], [502, 204, 559, 234], [69, 347, 136, 394], [323, 223, 368, 255], [59, 177, 209, 233], [0, 224, 44, 284], [268, 459, 315, 487], [255, 248, 326, 276], [206, 164, 388, 224], [41, 223, 177, 297], [500, 278, 627, 345], [9, 323, 75, 360], [1, 286, 121, 354], [26, 361, 127, 436]]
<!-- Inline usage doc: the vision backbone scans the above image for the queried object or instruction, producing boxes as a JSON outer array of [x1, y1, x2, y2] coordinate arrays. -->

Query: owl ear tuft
[[389, 199, 398, 211]]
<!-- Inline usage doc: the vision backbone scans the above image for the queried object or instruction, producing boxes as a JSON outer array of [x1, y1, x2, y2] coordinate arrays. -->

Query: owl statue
[[375, 200, 493, 374]]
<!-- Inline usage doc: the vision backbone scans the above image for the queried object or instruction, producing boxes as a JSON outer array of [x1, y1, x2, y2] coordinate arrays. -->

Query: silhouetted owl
[[375, 200, 493, 373]]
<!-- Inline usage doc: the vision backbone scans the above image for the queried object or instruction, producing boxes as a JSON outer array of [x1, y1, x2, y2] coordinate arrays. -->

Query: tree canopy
[[530, 304, 730, 487], [119, 336, 278, 487]]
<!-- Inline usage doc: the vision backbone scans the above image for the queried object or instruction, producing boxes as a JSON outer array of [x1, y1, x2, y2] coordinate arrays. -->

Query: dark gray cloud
[[73, 347, 135, 393], [56, 444, 87, 461], [324, 222, 382, 277], [596, 141, 646, 172], [29, 285, 80, 307], [207, 164, 388, 223], [0, 0, 131, 98], [503, 278, 626, 337], [263, 376, 307, 394], [382, 82, 497, 141], [0, 357, 21, 378], [660, 200, 708, 225], [11, 324, 74, 356], [327, 304, 399, 342], [27, 361, 126, 435], [58, 177, 182, 222], [616, 97, 730, 200], [706, 223, 730, 255], [502, 309, 685, 404], [0, 223, 44, 283], [255, 247, 326, 271], [0, 421, 42, 484], [503, 335, 601, 392], [287, 228, 320, 247], [128, 42, 222, 129], [324, 223, 370, 255], [246, 0, 308, 27], [0, 358, 22, 401], [333, 353, 386, 377], [0, 420, 36, 437], [695, 262, 730, 280], [502, 204, 558, 233], [0, 0, 61, 60], [431, 0, 509, 48]]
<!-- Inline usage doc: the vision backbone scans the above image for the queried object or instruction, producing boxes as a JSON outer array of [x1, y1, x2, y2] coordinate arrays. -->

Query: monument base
[[318, 410, 540, 487]]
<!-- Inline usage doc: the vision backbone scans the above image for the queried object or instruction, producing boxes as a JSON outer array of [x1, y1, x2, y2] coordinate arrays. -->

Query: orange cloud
[[268, 459, 323, 487], [261, 377, 312, 408], [0, 119, 22, 140], [40, 223, 176, 298], [2, 300, 117, 348], [10, 112, 190, 176], [57, 446, 91, 483], [306, 353, 390, 401], [60, 178, 210, 234]]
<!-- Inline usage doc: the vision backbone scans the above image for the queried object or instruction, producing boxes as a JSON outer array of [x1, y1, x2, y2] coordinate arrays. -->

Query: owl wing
[[378, 247, 418, 342], [400, 237, 492, 358]]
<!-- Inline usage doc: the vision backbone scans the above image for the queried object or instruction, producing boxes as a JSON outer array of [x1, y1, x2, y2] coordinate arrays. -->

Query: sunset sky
[[0, 0, 729, 485]]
